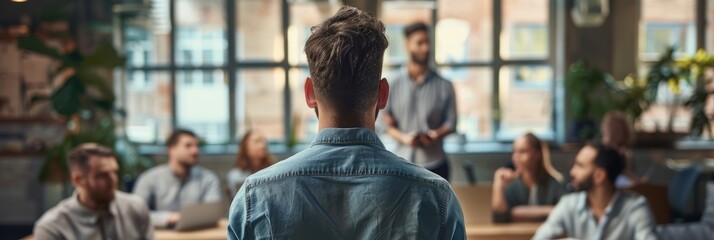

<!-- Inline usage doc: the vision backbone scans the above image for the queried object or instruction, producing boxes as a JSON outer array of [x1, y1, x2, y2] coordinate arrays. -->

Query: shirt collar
[[578, 190, 623, 216], [168, 164, 200, 181], [401, 65, 435, 85], [311, 128, 385, 149], [603, 191, 622, 216], [577, 192, 588, 213], [66, 191, 118, 225]]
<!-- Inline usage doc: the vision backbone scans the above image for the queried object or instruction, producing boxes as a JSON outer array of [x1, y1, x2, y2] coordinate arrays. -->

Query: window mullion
[[492, 0, 502, 141], [228, 0, 238, 144]]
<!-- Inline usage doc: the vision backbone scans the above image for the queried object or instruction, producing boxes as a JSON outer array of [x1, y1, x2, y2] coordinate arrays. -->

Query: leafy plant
[[566, 61, 605, 120], [680, 49, 714, 139], [643, 48, 687, 132], [603, 74, 649, 124], [643, 47, 714, 138], [19, 36, 152, 183], [565, 61, 614, 140]]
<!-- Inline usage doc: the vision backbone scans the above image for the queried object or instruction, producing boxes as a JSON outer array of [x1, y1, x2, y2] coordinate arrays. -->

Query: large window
[[432, 0, 555, 141], [709, 0, 714, 52], [118, 0, 556, 146], [639, 0, 696, 61], [638, 0, 710, 135]]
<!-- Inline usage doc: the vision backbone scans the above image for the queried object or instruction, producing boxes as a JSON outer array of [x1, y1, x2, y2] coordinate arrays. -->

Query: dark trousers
[[427, 160, 450, 182]]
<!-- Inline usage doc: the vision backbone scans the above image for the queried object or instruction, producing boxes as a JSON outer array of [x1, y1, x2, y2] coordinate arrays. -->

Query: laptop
[[173, 201, 225, 231]]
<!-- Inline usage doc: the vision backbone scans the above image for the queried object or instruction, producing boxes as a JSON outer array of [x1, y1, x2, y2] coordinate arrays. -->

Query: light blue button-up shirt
[[133, 164, 222, 227], [533, 191, 659, 240], [228, 128, 465, 240]]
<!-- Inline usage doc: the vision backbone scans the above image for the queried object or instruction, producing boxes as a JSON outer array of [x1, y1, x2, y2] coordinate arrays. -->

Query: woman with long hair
[[492, 133, 565, 223], [227, 130, 274, 196]]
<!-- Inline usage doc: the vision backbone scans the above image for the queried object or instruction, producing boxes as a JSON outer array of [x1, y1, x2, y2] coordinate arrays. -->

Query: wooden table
[[26, 221, 538, 240], [453, 184, 541, 240], [155, 219, 228, 240], [452, 184, 494, 225], [466, 223, 541, 240], [153, 218, 539, 240], [23, 219, 229, 240], [26, 184, 540, 240]]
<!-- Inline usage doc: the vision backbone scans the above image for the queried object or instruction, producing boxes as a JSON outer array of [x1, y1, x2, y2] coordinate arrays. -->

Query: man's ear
[[71, 171, 84, 188], [304, 77, 317, 109], [593, 168, 607, 185], [376, 78, 389, 109]]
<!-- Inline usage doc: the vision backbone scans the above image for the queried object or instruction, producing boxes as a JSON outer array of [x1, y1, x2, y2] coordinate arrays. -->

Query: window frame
[[635, 0, 710, 137], [118, 0, 714, 150]]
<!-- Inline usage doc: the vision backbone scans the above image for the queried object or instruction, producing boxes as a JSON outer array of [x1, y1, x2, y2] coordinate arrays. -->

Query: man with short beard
[[383, 22, 457, 181], [33, 144, 153, 240], [133, 129, 221, 228], [533, 143, 658, 240]]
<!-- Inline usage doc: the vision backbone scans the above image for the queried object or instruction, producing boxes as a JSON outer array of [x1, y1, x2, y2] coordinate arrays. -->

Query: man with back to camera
[[533, 143, 658, 240], [383, 22, 457, 181], [227, 6, 465, 239], [133, 129, 222, 228], [33, 143, 153, 240]]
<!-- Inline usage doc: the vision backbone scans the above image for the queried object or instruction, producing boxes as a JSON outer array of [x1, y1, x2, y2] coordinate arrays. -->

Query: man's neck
[[316, 111, 375, 131], [169, 160, 190, 180], [407, 61, 428, 83], [77, 191, 109, 213], [587, 184, 616, 222]]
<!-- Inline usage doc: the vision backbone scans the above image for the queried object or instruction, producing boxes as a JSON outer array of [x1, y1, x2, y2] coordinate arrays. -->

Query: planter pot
[[633, 131, 688, 148], [569, 119, 597, 142]]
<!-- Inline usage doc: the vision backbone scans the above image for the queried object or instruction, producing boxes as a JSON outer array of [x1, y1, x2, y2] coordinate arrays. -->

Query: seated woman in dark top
[[491, 133, 565, 223]]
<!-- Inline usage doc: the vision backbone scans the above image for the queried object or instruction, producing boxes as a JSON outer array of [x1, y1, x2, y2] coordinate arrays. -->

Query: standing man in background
[[133, 129, 222, 228], [384, 22, 457, 181]]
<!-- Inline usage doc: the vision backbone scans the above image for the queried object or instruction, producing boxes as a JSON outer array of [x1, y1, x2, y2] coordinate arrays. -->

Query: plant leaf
[[82, 41, 125, 69], [90, 98, 114, 111], [51, 76, 85, 116], [29, 95, 51, 107], [17, 36, 64, 60], [77, 67, 116, 103]]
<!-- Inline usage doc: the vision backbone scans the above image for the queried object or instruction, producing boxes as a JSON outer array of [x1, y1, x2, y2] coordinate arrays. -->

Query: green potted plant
[[603, 74, 649, 124], [644, 48, 686, 133], [610, 47, 714, 147], [565, 60, 612, 141], [680, 49, 714, 139], [18, 35, 152, 189]]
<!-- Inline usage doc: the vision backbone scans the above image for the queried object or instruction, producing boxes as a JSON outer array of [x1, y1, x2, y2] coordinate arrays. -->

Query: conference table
[[153, 219, 539, 240], [454, 184, 540, 240], [153, 219, 538, 240], [466, 223, 541, 240], [156, 184, 539, 240], [25, 184, 540, 240], [155, 219, 228, 240]]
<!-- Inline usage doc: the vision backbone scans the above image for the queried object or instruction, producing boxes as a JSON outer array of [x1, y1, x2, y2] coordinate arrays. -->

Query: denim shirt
[[228, 128, 465, 240]]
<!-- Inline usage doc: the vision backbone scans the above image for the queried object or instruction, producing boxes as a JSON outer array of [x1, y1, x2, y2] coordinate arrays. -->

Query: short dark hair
[[68, 143, 115, 172], [304, 6, 388, 118], [403, 22, 428, 38], [586, 142, 625, 185], [166, 129, 198, 147]]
